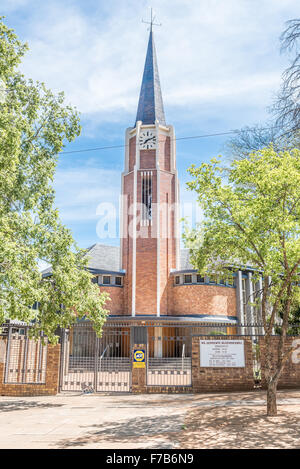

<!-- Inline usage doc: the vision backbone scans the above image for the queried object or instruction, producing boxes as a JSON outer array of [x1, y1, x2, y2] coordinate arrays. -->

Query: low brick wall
[[259, 337, 300, 390], [145, 386, 192, 394], [192, 336, 255, 393], [0, 337, 60, 397]]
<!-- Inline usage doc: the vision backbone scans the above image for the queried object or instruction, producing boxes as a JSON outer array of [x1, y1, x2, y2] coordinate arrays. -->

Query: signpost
[[200, 340, 245, 368], [133, 349, 146, 368]]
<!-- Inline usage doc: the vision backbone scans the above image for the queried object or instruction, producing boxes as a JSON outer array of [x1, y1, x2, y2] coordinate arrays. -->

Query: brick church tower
[[120, 29, 180, 317]]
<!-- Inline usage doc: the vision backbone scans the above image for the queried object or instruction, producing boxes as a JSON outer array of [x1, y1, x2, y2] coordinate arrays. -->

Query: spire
[[135, 29, 166, 126]]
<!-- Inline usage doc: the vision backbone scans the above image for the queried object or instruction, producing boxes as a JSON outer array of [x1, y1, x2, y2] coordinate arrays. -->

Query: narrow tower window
[[141, 171, 153, 225]]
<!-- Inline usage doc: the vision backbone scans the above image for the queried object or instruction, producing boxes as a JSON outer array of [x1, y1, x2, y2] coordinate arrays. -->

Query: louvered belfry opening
[[141, 171, 153, 226]]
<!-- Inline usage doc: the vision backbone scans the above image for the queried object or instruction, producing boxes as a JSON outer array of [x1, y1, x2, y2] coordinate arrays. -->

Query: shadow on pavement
[[56, 413, 183, 448], [0, 400, 64, 412], [177, 404, 300, 449]]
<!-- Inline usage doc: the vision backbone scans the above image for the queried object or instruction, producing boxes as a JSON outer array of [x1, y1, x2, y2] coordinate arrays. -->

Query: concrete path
[[0, 390, 300, 449]]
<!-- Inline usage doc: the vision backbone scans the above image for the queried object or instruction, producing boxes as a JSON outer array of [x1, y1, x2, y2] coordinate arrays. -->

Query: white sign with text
[[200, 340, 245, 368]]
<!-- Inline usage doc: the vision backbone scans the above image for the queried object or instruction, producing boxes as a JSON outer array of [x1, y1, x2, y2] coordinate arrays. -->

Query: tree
[[224, 124, 283, 160], [0, 18, 109, 342], [184, 145, 300, 416], [273, 19, 300, 138], [225, 19, 300, 160]]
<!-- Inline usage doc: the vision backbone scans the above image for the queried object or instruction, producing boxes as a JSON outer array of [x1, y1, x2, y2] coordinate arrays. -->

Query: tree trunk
[[267, 379, 278, 416]]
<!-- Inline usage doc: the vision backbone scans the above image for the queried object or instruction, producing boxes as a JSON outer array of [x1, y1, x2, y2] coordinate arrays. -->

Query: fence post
[[58, 329, 67, 392], [21, 327, 29, 384], [94, 335, 99, 392], [131, 343, 147, 393], [4, 325, 12, 384]]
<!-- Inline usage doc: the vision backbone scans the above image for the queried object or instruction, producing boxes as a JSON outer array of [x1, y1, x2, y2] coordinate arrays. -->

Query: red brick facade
[[101, 281, 237, 318], [99, 286, 124, 315], [169, 284, 237, 317], [121, 129, 178, 316], [108, 125, 238, 319]]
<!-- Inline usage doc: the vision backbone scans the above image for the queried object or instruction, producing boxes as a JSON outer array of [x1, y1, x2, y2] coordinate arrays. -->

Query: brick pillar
[[131, 343, 147, 393]]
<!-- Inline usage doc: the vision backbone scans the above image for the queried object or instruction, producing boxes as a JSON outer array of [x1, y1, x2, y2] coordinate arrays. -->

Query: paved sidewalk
[[0, 390, 300, 449]]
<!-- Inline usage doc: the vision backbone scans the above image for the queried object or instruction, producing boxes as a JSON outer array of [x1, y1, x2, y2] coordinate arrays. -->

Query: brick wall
[[259, 336, 300, 389], [0, 337, 60, 396], [158, 135, 171, 172], [169, 284, 237, 317], [140, 149, 156, 169], [99, 286, 124, 315], [192, 336, 255, 392]]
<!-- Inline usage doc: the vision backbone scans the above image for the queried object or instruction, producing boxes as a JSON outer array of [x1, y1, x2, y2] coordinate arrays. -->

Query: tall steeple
[[135, 29, 166, 126], [121, 12, 179, 318]]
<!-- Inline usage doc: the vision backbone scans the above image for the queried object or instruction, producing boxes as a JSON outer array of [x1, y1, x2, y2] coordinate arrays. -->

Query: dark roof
[[41, 243, 121, 276], [85, 243, 120, 271], [135, 30, 166, 126], [41, 244, 196, 276]]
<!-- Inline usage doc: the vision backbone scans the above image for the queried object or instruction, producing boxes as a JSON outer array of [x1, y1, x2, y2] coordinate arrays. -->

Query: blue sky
[[2, 0, 299, 249]]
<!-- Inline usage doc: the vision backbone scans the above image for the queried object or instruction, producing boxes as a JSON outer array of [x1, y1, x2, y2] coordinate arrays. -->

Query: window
[[227, 276, 234, 287], [103, 276, 111, 285], [242, 278, 247, 303], [115, 276, 122, 286], [209, 276, 216, 284], [242, 278, 247, 322], [141, 172, 152, 224], [175, 276, 180, 285], [197, 275, 205, 283], [184, 275, 192, 284]]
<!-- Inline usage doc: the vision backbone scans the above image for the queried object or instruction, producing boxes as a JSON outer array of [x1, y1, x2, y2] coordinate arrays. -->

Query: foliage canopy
[[0, 18, 109, 342]]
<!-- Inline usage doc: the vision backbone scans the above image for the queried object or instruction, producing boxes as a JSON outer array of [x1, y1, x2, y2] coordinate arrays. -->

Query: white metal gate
[[60, 324, 131, 392], [147, 327, 192, 386]]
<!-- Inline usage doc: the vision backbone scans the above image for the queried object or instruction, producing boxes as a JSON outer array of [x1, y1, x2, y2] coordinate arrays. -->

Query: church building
[[59, 27, 263, 392], [86, 28, 261, 328], [3, 22, 300, 400]]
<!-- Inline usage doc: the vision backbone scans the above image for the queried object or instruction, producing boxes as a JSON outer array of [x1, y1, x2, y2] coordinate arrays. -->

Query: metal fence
[[3, 325, 48, 384], [2, 320, 298, 392], [59, 321, 294, 392]]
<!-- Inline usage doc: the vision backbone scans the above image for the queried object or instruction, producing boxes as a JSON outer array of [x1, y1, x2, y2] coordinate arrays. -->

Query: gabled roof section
[[85, 243, 120, 271], [135, 30, 166, 126], [41, 243, 121, 277]]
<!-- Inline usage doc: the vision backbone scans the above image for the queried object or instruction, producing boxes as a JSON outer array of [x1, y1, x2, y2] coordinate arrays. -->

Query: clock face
[[139, 130, 156, 149]]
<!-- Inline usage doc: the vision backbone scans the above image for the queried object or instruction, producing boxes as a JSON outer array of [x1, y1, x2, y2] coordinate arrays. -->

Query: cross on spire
[[135, 9, 166, 127], [142, 7, 161, 32]]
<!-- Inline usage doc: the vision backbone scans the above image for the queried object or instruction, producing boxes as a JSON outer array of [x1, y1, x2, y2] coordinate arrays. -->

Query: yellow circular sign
[[134, 350, 145, 362]]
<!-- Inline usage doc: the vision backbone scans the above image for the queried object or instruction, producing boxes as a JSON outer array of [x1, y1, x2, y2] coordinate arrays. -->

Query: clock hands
[[143, 136, 156, 144]]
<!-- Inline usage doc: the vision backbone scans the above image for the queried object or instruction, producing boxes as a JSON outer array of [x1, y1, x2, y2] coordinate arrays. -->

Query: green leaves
[[0, 18, 109, 342], [184, 145, 300, 326]]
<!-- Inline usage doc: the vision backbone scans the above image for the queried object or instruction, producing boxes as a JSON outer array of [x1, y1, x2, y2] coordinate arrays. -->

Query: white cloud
[[6, 0, 298, 127], [3, 0, 299, 246]]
